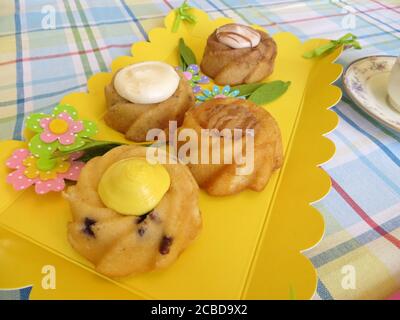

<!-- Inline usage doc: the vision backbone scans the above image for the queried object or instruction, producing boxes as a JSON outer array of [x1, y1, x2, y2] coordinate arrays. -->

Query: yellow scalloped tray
[[0, 9, 342, 300]]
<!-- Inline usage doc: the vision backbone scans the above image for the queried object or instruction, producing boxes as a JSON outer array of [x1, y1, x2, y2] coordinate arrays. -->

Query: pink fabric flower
[[39, 112, 84, 145], [5, 149, 84, 195]]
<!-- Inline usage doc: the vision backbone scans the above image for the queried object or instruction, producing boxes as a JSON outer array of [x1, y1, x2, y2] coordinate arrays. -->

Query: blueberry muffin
[[64, 145, 201, 277]]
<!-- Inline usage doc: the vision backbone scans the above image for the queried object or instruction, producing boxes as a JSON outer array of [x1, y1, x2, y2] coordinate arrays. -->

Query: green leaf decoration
[[172, 1, 197, 33], [57, 136, 86, 153], [248, 81, 291, 105], [56, 140, 124, 163], [303, 33, 361, 59], [52, 104, 79, 120], [25, 113, 48, 133], [179, 38, 197, 69], [77, 120, 98, 138], [178, 53, 185, 70], [28, 134, 58, 158], [232, 83, 265, 97]]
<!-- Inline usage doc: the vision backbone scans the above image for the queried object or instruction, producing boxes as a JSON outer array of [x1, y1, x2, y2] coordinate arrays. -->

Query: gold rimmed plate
[[343, 55, 400, 132]]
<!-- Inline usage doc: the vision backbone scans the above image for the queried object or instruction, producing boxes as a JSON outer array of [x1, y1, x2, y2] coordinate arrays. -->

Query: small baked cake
[[201, 23, 277, 86], [64, 145, 201, 277], [104, 61, 195, 142], [178, 98, 283, 196]]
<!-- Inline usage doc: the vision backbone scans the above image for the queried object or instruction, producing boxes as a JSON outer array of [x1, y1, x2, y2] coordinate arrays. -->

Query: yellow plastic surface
[[0, 9, 342, 299]]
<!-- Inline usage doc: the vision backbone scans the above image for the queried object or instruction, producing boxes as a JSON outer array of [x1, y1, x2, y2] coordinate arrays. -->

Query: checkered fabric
[[0, 286, 32, 300], [0, 0, 399, 300]]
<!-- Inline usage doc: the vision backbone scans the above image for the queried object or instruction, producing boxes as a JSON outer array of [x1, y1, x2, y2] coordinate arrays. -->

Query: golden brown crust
[[200, 29, 277, 85], [179, 98, 283, 196], [104, 69, 195, 142], [64, 145, 201, 278]]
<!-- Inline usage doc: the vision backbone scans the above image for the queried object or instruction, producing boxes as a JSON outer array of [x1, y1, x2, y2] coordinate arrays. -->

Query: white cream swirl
[[114, 61, 180, 104], [216, 23, 261, 49]]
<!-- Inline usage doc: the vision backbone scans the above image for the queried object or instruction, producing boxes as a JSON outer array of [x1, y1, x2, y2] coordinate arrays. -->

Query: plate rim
[[342, 54, 400, 132]]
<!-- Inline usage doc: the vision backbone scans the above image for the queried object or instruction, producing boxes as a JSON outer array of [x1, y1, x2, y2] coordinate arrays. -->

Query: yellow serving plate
[[0, 9, 342, 300]]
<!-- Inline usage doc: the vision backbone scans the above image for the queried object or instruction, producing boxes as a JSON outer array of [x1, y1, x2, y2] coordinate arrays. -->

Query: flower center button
[[49, 119, 69, 134]]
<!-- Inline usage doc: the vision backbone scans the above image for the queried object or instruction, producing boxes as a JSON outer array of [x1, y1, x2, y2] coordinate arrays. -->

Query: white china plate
[[343, 55, 400, 132]]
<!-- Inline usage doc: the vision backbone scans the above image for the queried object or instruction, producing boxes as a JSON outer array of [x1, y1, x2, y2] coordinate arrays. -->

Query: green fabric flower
[[25, 104, 97, 170]]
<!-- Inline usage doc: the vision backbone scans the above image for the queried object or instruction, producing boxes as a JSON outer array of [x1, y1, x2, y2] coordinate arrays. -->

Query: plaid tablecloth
[[0, 0, 399, 300]]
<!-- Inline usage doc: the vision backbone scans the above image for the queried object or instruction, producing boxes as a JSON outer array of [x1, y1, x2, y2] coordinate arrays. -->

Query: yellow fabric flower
[[23, 156, 70, 181]]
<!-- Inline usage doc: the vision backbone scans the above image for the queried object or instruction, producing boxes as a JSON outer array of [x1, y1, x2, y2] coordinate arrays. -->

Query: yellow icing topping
[[98, 158, 170, 216], [49, 119, 69, 134]]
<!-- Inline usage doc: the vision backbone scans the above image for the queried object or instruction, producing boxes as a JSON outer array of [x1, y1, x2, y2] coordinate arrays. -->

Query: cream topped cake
[[104, 61, 195, 142], [65, 145, 202, 277], [201, 23, 277, 85], [114, 61, 180, 104]]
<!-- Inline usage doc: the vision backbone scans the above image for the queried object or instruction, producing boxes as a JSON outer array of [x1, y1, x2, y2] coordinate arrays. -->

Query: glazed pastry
[[105, 61, 195, 142], [64, 145, 201, 277], [201, 23, 277, 86], [178, 98, 283, 196]]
